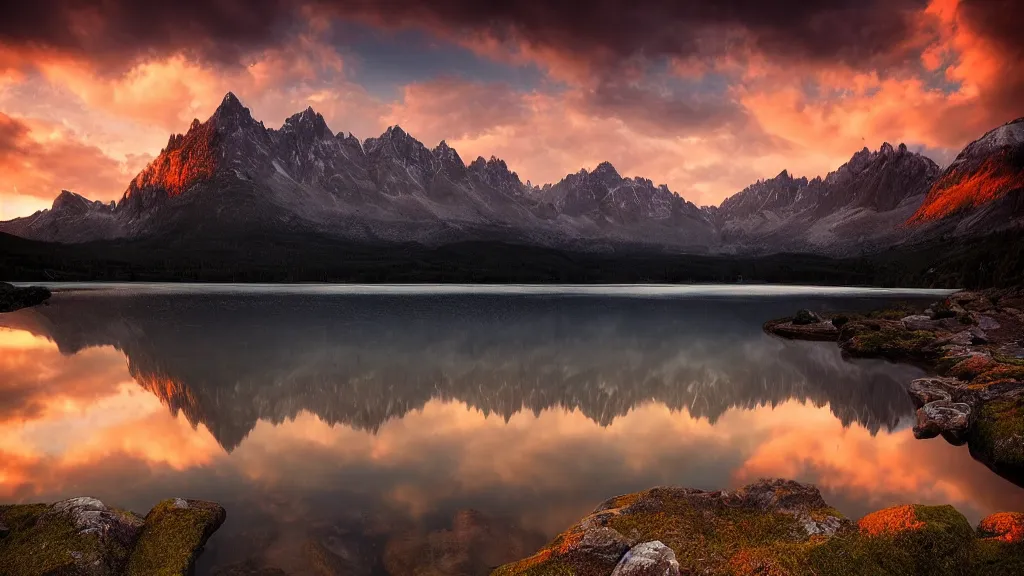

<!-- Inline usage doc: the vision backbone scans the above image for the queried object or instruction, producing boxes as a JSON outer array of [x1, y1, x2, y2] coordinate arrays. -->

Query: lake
[[2, 284, 1022, 575]]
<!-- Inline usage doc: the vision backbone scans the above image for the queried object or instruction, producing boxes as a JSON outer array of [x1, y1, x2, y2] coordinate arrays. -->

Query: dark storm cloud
[[2, 0, 932, 71], [957, 0, 1024, 56], [330, 0, 934, 69], [1, 0, 301, 70]]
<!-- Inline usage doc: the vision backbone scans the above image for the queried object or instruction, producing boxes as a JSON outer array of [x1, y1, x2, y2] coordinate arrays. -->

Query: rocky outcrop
[[492, 478, 1024, 576], [0, 282, 51, 313], [765, 289, 1024, 485], [0, 497, 225, 576], [908, 117, 1024, 229]]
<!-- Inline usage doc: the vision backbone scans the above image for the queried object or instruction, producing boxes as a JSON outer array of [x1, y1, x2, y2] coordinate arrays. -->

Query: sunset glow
[[1, 0, 1022, 217]]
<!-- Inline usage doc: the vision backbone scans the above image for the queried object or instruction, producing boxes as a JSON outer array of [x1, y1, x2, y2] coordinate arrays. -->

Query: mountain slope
[[0, 191, 122, 243], [716, 143, 940, 255], [907, 117, 1024, 232]]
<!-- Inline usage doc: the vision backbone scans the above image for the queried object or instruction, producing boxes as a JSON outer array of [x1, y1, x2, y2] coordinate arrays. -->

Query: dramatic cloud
[[0, 0, 1022, 214], [0, 113, 147, 217]]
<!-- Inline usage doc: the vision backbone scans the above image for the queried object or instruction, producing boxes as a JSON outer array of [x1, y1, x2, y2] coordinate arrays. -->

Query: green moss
[[125, 499, 225, 576], [805, 505, 973, 576], [973, 539, 1024, 575], [969, 400, 1024, 474], [603, 496, 813, 574], [0, 504, 115, 576], [974, 365, 1024, 385], [845, 329, 938, 361], [993, 354, 1024, 367], [864, 306, 917, 321]]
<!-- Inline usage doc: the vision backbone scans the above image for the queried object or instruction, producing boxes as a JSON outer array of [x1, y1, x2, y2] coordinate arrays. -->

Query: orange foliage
[[728, 549, 789, 576], [857, 505, 925, 536], [908, 157, 1024, 224], [950, 355, 998, 380], [978, 512, 1024, 543], [510, 548, 553, 570], [556, 530, 585, 554], [126, 120, 218, 198]]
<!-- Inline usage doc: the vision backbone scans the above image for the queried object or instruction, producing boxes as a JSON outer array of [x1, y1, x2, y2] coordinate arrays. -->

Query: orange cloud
[[0, 113, 146, 209]]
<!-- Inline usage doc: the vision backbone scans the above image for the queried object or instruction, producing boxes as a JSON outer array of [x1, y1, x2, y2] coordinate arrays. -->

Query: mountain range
[[2, 92, 1021, 257]]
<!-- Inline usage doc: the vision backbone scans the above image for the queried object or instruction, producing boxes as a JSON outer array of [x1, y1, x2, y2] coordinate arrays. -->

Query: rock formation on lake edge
[[0, 496, 225, 576], [492, 478, 1024, 576], [765, 289, 1024, 485], [0, 282, 50, 313]]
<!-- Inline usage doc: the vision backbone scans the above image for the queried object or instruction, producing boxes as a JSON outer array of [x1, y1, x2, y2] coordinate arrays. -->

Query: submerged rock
[[492, 479, 1022, 576], [0, 497, 225, 576], [0, 282, 51, 313]]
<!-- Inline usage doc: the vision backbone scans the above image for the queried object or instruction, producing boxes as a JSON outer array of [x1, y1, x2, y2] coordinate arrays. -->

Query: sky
[[1, 0, 1022, 219]]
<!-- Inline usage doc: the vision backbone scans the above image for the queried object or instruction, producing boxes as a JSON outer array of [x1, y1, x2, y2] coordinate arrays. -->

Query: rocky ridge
[[2, 93, 1020, 256]]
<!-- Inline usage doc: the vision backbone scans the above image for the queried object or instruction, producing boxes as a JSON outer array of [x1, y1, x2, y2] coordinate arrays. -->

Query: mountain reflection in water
[[1, 287, 1022, 576]]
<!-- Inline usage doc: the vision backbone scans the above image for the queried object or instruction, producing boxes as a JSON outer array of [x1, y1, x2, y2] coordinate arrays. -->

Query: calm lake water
[[2, 284, 1023, 575]]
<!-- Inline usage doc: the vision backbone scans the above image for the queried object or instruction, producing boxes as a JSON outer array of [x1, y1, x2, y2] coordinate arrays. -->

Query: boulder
[[0, 497, 145, 576], [792, 309, 823, 325], [908, 377, 966, 408], [610, 541, 680, 576], [902, 315, 962, 332], [763, 318, 838, 341], [976, 315, 1002, 331], [978, 512, 1024, 543], [125, 498, 226, 576], [914, 400, 972, 445]]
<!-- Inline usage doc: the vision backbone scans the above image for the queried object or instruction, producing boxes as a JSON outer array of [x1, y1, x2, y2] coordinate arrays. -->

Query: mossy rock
[[972, 512, 1024, 575], [492, 481, 1024, 576], [969, 399, 1024, 481], [803, 505, 974, 576], [125, 498, 226, 576], [492, 480, 849, 576], [839, 322, 939, 362], [0, 498, 143, 576]]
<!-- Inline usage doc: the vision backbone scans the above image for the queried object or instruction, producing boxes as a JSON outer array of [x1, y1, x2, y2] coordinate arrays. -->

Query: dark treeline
[[1, 229, 1021, 288]]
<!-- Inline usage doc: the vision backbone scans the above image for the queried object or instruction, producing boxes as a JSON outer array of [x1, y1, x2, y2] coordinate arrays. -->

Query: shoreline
[[764, 288, 1024, 485]]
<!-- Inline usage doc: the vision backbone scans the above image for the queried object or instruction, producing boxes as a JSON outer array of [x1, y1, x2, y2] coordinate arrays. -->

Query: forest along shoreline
[[764, 288, 1024, 485]]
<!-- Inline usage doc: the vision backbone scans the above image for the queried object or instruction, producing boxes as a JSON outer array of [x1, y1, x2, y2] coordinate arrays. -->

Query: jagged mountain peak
[[281, 106, 331, 139], [51, 190, 94, 212], [432, 140, 463, 165], [211, 91, 253, 124]]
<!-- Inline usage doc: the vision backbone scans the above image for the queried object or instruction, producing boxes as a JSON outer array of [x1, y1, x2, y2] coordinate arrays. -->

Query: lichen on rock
[[0, 496, 225, 576], [125, 498, 226, 576]]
